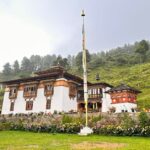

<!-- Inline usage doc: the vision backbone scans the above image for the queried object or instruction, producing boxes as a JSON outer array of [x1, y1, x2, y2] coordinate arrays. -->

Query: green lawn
[[0, 131, 150, 150]]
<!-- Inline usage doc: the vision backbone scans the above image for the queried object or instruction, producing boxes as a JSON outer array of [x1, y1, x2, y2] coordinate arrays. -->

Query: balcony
[[9, 93, 17, 99], [23, 91, 37, 98], [44, 90, 53, 97], [77, 94, 102, 103]]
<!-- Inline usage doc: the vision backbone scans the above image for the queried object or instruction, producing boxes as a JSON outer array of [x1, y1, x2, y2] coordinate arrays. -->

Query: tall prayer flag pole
[[79, 10, 93, 135], [81, 10, 88, 127]]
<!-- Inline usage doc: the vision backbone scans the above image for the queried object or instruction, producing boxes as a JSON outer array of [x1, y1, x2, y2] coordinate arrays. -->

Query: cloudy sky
[[0, 0, 150, 70]]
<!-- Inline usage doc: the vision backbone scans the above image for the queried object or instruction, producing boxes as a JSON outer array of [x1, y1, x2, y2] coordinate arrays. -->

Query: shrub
[[120, 113, 135, 128], [59, 123, 81, 134], [141, 126, 150, 136], [0, 122, 11, 131], [91, 115, 102, 123], [138, 112, 150, 127], [72, 116, 85, 125], [93, 125, 150, 137], [109, 107, 116, 113], [1, 112, 150, 136], [53, 110, 57, 115], [62, 114, 73, 124]]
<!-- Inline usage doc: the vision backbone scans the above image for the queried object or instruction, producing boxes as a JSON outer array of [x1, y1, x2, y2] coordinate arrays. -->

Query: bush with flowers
[[0, 112, 150, 136]]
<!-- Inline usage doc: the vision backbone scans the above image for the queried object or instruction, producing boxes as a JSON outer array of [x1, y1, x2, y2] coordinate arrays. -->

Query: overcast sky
[[0, 0, 150, 70]]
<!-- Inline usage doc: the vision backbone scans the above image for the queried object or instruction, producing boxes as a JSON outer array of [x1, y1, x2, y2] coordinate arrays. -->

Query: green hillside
[[0, 63, 150, 111], [88, 63, 150, 110]]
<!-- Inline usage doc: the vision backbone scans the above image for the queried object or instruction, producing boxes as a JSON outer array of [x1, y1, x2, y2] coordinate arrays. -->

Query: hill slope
[[88, 63, 150, 109], [0, 63, 150, 111]]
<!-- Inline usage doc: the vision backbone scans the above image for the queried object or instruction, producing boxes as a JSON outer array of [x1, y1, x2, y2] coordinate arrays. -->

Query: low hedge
[[9, 122, 82, 134], [0, 122, 11, 131], [0, 112, 150, 136], [1, 121, 150, 136], [93, 125, 150, 136]]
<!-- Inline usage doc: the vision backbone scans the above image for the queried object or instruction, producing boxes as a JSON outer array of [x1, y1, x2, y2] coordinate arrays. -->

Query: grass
[[0, 131, 150, 150]]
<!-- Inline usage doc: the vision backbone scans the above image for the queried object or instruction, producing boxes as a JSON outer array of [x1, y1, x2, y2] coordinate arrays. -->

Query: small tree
[[13, 60, 20, 73], [21, 57, 32, 72], [53, 56, 69, 69], [135, 40, 149, 63], [3, 63, 12, 75], [75, 50, 91, 71]]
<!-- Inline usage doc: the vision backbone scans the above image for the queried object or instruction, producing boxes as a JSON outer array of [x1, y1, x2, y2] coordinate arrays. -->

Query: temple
[[1, 66, 112, 114], [105, 84, 141, 113], [1, 66, 141, 114]]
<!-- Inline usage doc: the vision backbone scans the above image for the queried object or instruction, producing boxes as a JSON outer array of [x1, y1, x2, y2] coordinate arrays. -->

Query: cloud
[[0, 14, 53, 70]]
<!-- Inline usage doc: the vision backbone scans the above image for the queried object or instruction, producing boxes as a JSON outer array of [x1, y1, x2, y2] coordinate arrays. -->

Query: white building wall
[[1, 92, 10, 114], [102, 87, 112, 112], [111, 103, 137, 113], [2, 79, 77, 114], [50, 86, 64, 113], [1, 84, 137, 114], [101, 87, 137, 113], [50, 86, 77, 113], [33, 88, 47, 113], [50, 78, 77, 113], [2, 90, 47, 114], [61, 87, 77, 112], [14, 91, 25, 114]]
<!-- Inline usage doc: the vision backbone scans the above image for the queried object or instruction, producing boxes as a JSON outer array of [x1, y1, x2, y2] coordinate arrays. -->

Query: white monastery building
[[1, 66, 140, 114]]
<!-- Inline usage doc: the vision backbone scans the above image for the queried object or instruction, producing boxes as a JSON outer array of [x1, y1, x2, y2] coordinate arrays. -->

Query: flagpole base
[[78, 126, 93, 136]]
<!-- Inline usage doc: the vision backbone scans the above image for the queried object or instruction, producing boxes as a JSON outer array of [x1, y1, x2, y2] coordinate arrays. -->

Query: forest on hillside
[[1, 39, 150, 81]]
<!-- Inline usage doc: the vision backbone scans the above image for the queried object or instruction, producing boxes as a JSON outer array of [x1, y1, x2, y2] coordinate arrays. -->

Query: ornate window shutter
[[69, 82, 77, 99], [26, 100, 33, 110]]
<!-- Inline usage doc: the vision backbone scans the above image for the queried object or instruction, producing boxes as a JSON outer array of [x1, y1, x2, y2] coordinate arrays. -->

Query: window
[[88, 88, 103, 99], [44, 84, 54, 96], [46, 99, 51, 109], [131, 108, 135, 112], [112, 99, 116, 103], [77, 90, 84, 101], [24, 85, 37, 98], [123, 98, 126, 102], [9, 88, 17, 99], [26, 101, 33, 110], [69, 83, 77, 99], [10, 101, 14, 111], [47, 85, 53, 91]]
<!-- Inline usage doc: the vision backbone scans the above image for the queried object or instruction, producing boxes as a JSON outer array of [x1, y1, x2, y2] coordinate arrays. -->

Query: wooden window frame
[[69, 83, 77, 99], [10, 101, 14, 111], [44, 84, 54, 96], [88, 88, 103, 99], [26, 101, 33, 110], [46, 99, 51, 109], [23, 85, 37, 98], [9, 87, 18, 99]]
